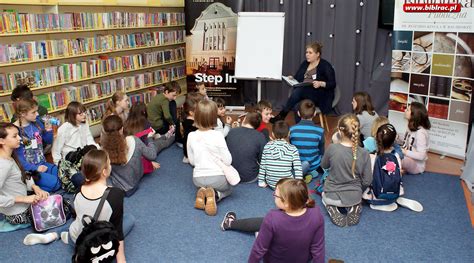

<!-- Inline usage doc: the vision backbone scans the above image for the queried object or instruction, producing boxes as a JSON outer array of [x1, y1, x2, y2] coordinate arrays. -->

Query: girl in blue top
[[13, 99, 60, 192]]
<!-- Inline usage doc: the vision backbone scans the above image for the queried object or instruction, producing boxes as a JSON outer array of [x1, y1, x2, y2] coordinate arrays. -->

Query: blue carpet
[[1, 146, 473, 262]]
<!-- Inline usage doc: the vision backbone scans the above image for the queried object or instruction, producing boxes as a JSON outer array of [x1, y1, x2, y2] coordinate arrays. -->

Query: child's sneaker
[[194, 187, 206, 210], [176, 142, 183, 148], [204, 187, 217, 216], [220, 211, 236, 231], [304, 174, 313, 184], [182, 157, 189, 163], [347, 204, 362, 226], [325, 205, 347, 227]]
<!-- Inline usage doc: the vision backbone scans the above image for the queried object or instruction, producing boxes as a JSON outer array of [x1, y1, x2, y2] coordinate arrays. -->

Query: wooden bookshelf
[[0, 24, 185, 38], [0, 41, 185, 68], [0, 59, 185, 97], [0, 2, 186, 122], [48, 75, 186, 114]]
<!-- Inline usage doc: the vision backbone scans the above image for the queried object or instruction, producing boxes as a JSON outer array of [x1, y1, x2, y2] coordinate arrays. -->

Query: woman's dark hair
[[124, 102, 148, 136], [0, 122, 28, 183], [100, 115, 128, 165], [81, 149, 109, 184], [408, 102, 431, 131], [376, 124, 397, 154], [65, 101, 86, 126], [276, 178, 315, 211], [272, 120, 289, 139], [353, 92, 376, 116]]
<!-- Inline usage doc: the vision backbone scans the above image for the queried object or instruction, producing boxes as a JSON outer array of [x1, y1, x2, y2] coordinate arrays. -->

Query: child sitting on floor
[[321, 114, 372, 227], [220, 178, 325, 263], [256, 100, 273, 141], [182, 92, 204, 164], [187, 100, 233, 216], [289, 99, 325, 182], [214, 97, 232, 137], [13, 99, 60, 192], [258, 121, 303, 189]]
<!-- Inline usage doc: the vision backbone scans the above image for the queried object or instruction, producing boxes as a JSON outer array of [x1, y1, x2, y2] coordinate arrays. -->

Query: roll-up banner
[[389, 0, 474, 159], [185, 0, 244, 107]]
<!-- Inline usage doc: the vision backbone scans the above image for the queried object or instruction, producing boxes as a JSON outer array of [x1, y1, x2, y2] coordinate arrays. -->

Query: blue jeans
[[283, 86, 334, 115], [301, 161, 311, 175], [36, 162, 61, 192]]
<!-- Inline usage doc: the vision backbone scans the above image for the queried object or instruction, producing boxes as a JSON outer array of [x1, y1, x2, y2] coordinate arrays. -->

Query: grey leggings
[[193, 175, 232, 201], [229, 217, 263, 233]]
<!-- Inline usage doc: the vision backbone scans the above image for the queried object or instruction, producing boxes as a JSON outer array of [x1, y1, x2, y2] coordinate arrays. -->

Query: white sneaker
[[182, 157, 189, 163], [176, 142, 183, 148], [370, 203, 398, 212], [396, 197, 423, 212]]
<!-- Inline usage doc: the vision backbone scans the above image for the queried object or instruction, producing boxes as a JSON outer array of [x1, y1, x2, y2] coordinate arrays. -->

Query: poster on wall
[[185, 0, 244, 106], [390, 0, 474, 159]]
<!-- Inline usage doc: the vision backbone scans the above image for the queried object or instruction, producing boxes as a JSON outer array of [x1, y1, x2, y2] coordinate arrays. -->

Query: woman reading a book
[[271, 42, 336, 124]]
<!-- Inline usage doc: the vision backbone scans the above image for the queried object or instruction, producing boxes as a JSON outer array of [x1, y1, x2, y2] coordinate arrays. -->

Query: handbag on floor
[[30, 194, 67, 232]]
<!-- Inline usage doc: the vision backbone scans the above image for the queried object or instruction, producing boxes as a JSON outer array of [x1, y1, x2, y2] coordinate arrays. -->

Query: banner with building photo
[[389, 0, 474, 159], [185, 0, 244, 106]]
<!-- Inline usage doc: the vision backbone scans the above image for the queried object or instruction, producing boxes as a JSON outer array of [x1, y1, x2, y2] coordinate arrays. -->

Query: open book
[[282, 76, 312, 88]]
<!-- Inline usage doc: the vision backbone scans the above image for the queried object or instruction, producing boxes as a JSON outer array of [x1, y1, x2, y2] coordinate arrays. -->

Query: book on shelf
[[1, 11, 185, 34], [36, 93, 53, 111]]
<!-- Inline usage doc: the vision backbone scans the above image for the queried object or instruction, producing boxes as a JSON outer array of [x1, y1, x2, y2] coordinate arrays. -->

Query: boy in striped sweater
[[289, 99, 325, 182], [258, 121, 302, 189]]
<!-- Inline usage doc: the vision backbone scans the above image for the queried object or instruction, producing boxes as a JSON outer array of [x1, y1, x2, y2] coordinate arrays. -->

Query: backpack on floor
[[371, 152, 402, 202], [30, 194, 67, 232], [72, 188, 120, 263], [59, 145, 97, 193]]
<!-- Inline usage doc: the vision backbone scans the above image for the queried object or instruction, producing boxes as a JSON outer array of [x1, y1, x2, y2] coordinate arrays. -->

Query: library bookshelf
[[0, 0, 186, 126]]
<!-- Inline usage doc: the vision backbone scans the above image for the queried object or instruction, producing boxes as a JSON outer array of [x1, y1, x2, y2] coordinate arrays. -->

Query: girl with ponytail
[[104, 91, 130, 123], [220, 178, 325, 263], [320, 114, 372, 227]]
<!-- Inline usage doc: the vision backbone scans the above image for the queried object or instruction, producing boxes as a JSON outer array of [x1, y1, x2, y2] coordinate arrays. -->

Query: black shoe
[[270, 110, 288, 124], [326, 205, 347, 227], [220, 211, 236, 231]]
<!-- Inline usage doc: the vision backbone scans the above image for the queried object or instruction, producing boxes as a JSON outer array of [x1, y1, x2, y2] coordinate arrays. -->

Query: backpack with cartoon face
[[371, 152, 402, 203], [72, 188, 120, 263]]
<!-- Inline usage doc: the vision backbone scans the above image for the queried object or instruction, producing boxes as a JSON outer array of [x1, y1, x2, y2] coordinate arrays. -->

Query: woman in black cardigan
[[271, 42, 336, 123]]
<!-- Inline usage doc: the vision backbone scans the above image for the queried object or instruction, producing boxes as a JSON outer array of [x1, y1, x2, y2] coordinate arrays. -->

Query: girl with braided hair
[[320, 114, 372, 227]]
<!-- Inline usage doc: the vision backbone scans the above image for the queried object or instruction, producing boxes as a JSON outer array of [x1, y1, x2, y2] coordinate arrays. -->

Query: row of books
[[0, 30, 185, 64], [86, 89, 156, 124], [0, 65, 183, 122], [0, 47, 185, 92], [0, 12, 185, 34], [35, 65, 185, 111]]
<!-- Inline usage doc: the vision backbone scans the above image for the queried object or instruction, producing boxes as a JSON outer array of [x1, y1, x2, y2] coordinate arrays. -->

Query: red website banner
[[403, 3, 462, 12]]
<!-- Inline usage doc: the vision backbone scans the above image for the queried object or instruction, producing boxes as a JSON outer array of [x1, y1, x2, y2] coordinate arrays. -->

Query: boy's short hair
[[257, 100, 272, 112], [164, 81, 181, 94], [194, 100, 218, 129], [11, 84, 33, 101], [298, 99, 316, 119], [273, 120, 289, 139], [243, 112, 262, 129]]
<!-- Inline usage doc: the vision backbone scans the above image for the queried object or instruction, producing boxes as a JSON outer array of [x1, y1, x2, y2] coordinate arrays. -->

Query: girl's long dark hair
[[0, 122, 28, 183]]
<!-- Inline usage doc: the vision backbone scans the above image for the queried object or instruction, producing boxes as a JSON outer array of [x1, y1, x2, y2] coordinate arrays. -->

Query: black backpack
[[72, 188, 120, 263]]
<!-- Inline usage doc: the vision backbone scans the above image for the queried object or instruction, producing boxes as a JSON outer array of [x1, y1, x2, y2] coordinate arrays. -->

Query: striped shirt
[[258, 140, 303, 189], [289, 120, 325, 172]]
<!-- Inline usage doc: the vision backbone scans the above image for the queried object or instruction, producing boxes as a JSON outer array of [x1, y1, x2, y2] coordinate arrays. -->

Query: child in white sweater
[[52, 102, 99, 165], [187, 100, 232, 216], [401, 102, 431, 174]]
